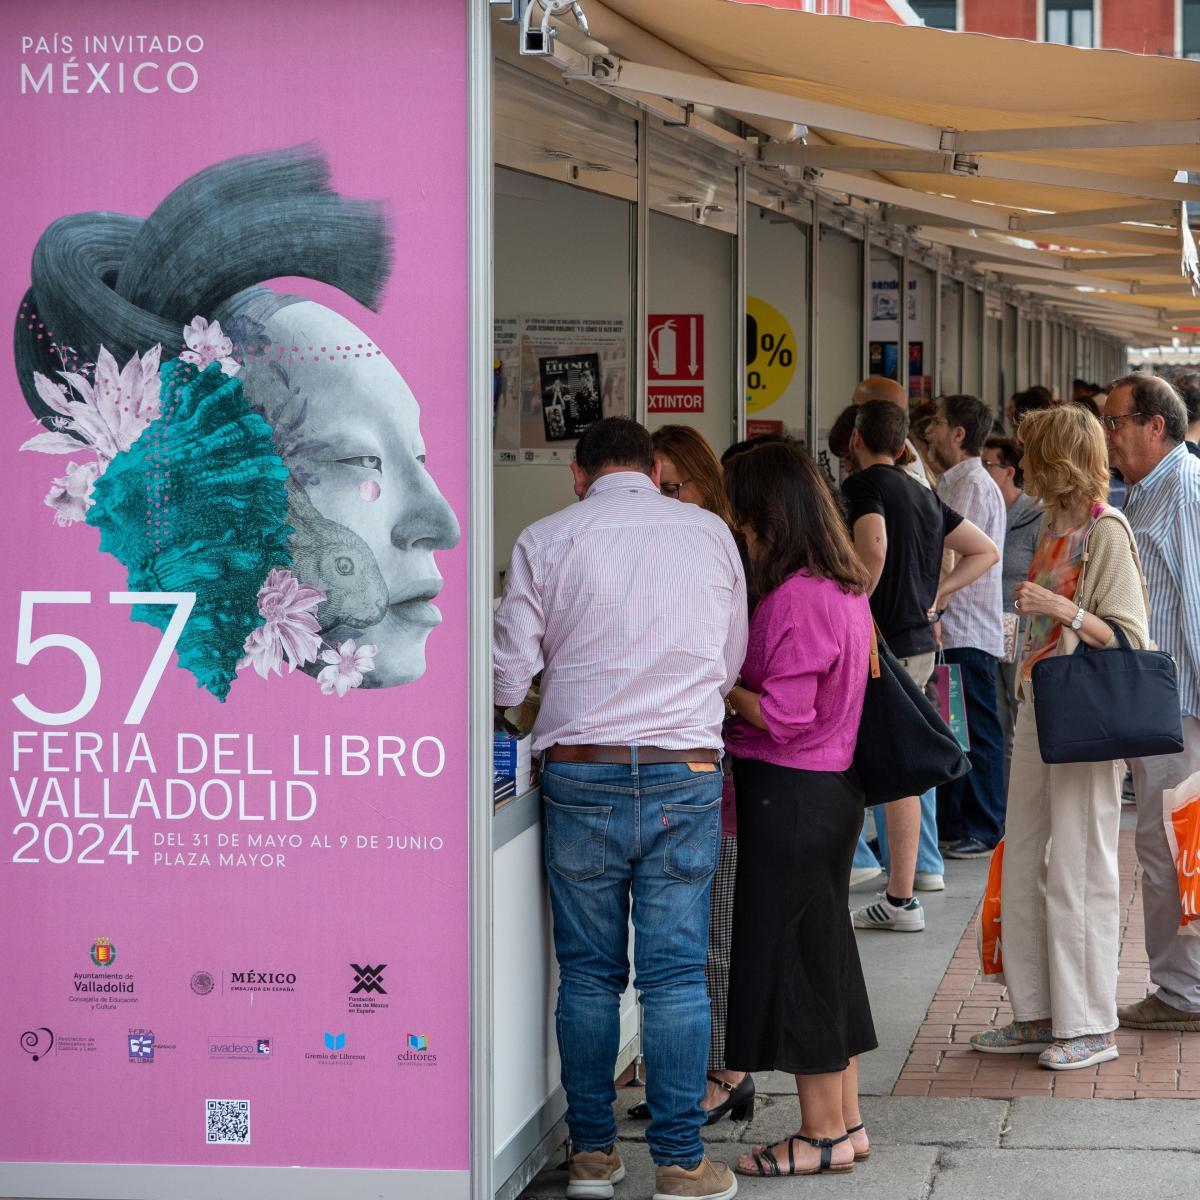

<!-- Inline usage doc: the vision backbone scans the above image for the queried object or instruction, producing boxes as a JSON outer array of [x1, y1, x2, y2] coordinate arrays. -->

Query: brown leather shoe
[[653, 1155, 738, 1199], [1118, 993, 1200, 1032], [567, 1145, 626, 1199]]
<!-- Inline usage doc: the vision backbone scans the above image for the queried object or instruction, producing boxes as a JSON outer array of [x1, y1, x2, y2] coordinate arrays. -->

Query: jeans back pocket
[[544, 796, 613, 882], [662, 797, 721, 883]]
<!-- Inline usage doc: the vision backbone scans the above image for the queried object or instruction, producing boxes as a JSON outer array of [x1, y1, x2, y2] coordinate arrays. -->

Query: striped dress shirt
[[936, 455, 1007, 658], [494, 472, 749, 754], [1124, 443, 1200, 719]]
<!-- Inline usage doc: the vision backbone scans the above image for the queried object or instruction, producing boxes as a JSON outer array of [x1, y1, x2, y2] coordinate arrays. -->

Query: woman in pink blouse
[[722, 441, 877, 1179]]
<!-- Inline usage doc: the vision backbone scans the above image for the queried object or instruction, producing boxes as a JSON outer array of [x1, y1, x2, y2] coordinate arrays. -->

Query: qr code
[[206, 1098, 250, 1145]]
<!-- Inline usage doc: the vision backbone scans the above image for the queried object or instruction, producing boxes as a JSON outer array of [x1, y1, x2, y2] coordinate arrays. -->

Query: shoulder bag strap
[[1073, 508, 1152, 622]]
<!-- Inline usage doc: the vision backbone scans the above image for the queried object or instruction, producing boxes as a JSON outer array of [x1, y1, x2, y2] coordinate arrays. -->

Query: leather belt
[[545, 744, 720, 765]]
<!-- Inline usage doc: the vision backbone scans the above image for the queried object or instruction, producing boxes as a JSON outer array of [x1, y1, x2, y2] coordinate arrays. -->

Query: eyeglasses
[[925, 415, 949, 428], [1100, 411, 1145, 432], [982, 459, 1007, 473], [660, 479, 692, 499]]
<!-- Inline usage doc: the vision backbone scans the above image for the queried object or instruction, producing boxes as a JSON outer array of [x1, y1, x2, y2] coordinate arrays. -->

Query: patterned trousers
[[706, 833, 738, 1070]]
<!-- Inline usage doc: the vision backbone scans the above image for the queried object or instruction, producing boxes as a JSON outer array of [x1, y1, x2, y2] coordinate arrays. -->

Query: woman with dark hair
[[14, 146, 459, 701], [722, 442, 877, 1178]]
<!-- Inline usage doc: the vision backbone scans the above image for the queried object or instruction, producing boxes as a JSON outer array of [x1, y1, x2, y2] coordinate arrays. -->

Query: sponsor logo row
[[71, 939, 393, 1014], [20, 1027, 436, 1067]]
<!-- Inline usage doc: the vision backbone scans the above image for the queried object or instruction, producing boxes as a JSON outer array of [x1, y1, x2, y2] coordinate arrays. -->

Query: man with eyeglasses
[[1102, 376, 1200, 1036]]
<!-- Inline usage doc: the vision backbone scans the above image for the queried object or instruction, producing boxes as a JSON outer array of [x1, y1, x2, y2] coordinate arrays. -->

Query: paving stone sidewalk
[[521, 818, 1200, 1200], [894, 828, 1200, 1100]]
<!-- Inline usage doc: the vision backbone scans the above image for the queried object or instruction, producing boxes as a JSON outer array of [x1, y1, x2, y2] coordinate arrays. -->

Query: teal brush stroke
[[88, 358, 291, 700]]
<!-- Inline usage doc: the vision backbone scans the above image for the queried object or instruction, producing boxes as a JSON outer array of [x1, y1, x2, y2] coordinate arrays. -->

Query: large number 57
[[13, 591, 195, 726]]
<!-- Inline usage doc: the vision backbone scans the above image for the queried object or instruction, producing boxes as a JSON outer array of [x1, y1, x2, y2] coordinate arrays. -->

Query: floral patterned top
[[1019, 503, 1105, 679]]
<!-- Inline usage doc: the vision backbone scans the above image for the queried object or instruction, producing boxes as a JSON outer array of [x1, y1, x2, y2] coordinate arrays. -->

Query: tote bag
[[853, 624, 971, 805]]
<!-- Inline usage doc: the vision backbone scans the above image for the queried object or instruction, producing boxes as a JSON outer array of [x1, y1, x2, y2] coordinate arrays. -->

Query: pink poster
[[1, 0, 470, 1174]]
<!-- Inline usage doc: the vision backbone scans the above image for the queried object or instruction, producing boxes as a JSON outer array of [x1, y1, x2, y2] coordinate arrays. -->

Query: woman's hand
[[1012, 581, 1076, 623], [727, 684, 767, 731]]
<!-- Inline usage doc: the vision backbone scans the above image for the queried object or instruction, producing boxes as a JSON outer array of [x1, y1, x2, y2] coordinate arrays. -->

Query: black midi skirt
[[725, 756, 877, 1075]]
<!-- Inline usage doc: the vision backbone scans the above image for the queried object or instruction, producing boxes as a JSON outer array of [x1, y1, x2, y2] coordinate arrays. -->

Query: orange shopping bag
[[1162, 770, 1200, 933], [976, 839, 1006, 982]]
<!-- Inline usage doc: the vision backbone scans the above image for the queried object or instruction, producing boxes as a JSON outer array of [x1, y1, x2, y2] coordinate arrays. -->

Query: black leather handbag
[[1030, 623, 1183, 764], [853, 625, 971, 805]]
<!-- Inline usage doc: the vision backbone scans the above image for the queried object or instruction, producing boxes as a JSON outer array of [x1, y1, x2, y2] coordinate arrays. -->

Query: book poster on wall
[[493, 315, 627, 464]]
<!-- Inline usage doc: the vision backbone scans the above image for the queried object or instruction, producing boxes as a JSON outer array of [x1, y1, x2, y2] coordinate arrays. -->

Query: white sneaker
[[914, 872, 945, 891], [852, 893, 925, 932], [850, 866, 883, 888]]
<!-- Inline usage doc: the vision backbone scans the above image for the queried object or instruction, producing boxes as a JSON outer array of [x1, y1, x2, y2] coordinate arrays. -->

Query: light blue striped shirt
[[1124, 443, 1200, 718]]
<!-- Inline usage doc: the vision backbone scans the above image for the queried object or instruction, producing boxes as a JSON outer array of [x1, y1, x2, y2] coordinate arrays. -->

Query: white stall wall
[[746, 205, 810, 439], [963, 286, 983, 397], [494, 169, 633, 591], [647, 210, 734, 452], [940, 278, 962, 395], [909, 262, 934, 399], [816, 226, 862, 460]]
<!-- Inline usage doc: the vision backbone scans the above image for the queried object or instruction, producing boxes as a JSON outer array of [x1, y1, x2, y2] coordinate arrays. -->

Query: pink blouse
[[725, 571, 872, 772]]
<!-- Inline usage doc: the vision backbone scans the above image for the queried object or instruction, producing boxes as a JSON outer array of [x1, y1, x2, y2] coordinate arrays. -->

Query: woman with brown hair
[[722, 441, 877, 1177], [651, 424, 734, 521], [628, 424, 754, 1126], [970, 405, 1149, 1070]]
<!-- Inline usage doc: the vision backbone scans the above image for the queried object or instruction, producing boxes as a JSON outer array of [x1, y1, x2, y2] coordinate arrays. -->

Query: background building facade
[[910, 0, 1199, 56]]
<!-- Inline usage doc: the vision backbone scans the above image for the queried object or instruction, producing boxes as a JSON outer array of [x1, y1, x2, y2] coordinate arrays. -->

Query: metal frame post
[[807, 216, 820, 447], [735, 163, 748, 443], [861, 220, 872, 380], [932, 259, 943, 398], [899, 246, 910, 396], [634, 110, 649, 424], [469, 1, 495, 1195]]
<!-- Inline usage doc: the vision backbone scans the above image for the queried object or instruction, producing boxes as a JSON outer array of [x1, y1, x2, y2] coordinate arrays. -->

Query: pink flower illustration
[[21, 344, 162, 464], [44, 460, 100, 526], [180, 316, 240, 376], [237, 569, 325, 678], [317, 639, 378, 697]]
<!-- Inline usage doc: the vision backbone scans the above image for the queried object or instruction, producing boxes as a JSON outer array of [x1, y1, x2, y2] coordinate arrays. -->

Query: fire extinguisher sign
[[647, 313, 704, 413]]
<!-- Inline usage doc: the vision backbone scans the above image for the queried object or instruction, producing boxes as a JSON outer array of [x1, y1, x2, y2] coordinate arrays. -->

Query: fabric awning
[[562, 0, 1200, 343]]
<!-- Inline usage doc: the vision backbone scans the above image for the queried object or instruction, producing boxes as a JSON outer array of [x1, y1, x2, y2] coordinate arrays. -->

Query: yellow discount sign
[[745, 296, 797, 414]]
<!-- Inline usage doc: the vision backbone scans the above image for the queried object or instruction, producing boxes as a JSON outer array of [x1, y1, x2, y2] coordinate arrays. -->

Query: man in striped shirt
[[494, 417, 746, 1200], [1103, 376, 1200, 1034]]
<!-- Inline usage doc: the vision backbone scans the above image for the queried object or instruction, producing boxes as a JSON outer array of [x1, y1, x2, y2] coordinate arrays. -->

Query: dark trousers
[[937, 646, 1006, 848]]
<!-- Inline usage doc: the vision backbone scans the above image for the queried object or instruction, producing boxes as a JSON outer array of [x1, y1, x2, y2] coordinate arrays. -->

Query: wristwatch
[[1069, 606, 1085, 631]]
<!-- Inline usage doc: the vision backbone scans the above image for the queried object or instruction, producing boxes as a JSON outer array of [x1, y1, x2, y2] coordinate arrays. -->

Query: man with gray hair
[[1102, 375, 1200, 1033]]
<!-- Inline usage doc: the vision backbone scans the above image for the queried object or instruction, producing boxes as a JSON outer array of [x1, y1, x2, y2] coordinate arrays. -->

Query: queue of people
[[492, 368, 1200, 1200]]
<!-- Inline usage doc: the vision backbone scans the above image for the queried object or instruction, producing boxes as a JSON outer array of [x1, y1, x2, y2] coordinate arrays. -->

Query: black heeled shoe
[[703, 1073, 755, 1125], [626, 1074, 756, 1124]]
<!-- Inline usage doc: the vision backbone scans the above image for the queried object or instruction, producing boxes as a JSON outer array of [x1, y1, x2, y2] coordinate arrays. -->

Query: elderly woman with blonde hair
[[970, 404, 1149, 1071]]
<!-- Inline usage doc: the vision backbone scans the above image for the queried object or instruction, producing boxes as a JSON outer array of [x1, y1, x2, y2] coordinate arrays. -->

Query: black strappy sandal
[[735, 1130, 855, 1177], [847, 1122, 870, 1161]]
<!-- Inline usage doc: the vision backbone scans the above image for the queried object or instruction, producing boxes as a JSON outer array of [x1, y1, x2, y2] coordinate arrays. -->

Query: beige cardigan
[[1017, 506, 1150, 698]]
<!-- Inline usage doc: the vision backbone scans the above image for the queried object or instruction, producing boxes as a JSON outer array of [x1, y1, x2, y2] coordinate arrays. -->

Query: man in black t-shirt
[[844, 402, 1000, 932]]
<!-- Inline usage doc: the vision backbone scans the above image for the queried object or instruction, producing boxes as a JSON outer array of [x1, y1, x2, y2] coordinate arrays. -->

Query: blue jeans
[[541, 754, 722, 1167], [854, 788, 944, 875], [936, 646, 1007, 848]]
